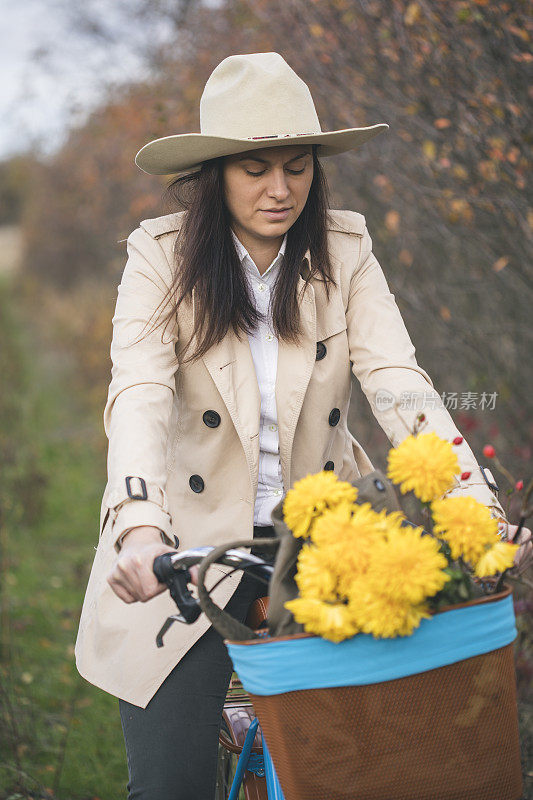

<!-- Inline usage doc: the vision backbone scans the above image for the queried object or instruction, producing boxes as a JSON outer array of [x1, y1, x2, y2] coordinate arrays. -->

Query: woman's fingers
[[515, 540, 532, 572], [507, 525, 533, 573], [110, 581, 137, 604], [107, 542, 178, 603]]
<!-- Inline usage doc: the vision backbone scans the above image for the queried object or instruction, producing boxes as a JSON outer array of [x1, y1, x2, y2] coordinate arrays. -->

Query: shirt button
[[268, 424, 278, 432], [265, 333, 274, 342], [257, 283, 267, 292], [273, 489, 282, 497]]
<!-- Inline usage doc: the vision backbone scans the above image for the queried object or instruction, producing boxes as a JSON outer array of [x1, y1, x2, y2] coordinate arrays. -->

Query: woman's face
[[222, 144, 314, 243]]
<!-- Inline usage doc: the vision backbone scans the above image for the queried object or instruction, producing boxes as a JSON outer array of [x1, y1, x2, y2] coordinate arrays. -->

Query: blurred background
[[0, 0, 531, 797]]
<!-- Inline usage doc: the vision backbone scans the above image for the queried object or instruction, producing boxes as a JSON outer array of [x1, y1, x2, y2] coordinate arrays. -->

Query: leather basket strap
[[196, 537, 280, 641]]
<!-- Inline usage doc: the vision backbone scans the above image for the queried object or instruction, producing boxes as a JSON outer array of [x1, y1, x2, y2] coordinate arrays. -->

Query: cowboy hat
[[135, 52, 389, 175]]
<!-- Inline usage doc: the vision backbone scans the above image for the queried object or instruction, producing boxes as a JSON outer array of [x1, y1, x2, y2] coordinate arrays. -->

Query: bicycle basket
[[225, 585, 523, 800]]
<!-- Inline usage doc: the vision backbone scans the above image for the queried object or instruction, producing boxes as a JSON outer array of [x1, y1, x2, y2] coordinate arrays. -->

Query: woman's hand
[[107, 526, 199, 603], [502, 522, 532, 574]]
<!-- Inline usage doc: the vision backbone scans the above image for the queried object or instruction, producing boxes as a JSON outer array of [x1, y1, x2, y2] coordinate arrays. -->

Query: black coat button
[[324, 461, 334, 471], [189, 474, 204, 493], [328, 408, 340, 426], [202, 410, 221, 428], [316, 342, 327, 361]]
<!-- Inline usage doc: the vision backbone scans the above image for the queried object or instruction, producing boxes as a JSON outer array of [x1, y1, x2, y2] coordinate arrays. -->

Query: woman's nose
[[266, 169, 290, 201]]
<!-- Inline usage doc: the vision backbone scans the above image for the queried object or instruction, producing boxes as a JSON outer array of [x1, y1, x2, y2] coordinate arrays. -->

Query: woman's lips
[[261, 208, 291, 221]]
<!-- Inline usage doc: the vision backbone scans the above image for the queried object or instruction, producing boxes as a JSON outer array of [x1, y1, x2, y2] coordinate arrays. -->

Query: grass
[[0, 272, 531, 799], [0, 276, 128, 799]]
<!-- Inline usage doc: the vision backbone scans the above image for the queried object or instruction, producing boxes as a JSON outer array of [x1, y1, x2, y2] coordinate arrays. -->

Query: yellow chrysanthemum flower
[[430, 496, 499, 563], [348, 588, 432, 638], [310, 501, 382, 551], [387, 432, 460, 502], [284, 597, 360, 643], [360, 506, 408, 539], [283, 471, 358, 538], [311, 502, 405, 549], [474, 541, 518, 578], [294, 542, 338, 602], [308, 501, 358, 548], [361, 526, 450, 605], [310, 503, 408, 597]]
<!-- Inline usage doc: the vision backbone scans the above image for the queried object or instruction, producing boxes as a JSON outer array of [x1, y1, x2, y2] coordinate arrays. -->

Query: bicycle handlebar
[[152, 546, 275, 647], [152, 520, 431, 646]]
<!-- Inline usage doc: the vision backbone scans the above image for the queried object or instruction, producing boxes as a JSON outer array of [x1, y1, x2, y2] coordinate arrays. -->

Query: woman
[[75, 53, 529, 799]]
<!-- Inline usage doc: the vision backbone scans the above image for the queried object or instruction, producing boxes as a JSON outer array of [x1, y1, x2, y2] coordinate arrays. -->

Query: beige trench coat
[[74, 209, 504, 708]]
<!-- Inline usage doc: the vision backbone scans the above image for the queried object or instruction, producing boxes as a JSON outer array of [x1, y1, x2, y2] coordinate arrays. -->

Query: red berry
[[453, 436, 463, 445], [461, 471, 471, 480], [483, 444, 496, 458], [515, 480, 524, 491], [417, 413, 426, 422]]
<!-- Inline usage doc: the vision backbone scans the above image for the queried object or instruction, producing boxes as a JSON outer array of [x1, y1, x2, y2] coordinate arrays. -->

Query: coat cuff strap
[[111, 500, 174, 552], [106, 478, 170, 512], [102, 477, 173, 553], [116, 525, 179, 552]]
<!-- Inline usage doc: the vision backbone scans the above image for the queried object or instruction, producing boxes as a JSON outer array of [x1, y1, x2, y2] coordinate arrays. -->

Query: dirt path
[[0, 224, 22, 276]]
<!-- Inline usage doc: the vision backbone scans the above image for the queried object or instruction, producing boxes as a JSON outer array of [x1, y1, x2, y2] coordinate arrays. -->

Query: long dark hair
[[146, 145, 335, 364]]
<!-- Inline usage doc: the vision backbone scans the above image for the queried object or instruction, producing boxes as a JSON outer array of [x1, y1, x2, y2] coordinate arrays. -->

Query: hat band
[[243, 131, 319, 141]]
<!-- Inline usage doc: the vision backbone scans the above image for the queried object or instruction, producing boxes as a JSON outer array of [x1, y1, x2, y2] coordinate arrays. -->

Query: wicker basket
[[226, 586, 523, 800]]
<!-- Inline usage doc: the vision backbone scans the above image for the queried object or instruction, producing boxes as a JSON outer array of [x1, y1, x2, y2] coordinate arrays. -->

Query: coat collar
[[231, 228, 288, 279], [200, 246, 316, 497]]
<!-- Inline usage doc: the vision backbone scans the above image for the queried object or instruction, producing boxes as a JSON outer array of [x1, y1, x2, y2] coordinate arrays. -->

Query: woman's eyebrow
[[237, 151, 310, 165]]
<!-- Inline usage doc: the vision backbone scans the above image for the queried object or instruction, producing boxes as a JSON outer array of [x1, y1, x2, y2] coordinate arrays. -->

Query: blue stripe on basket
[[226, 594, 517, 696]]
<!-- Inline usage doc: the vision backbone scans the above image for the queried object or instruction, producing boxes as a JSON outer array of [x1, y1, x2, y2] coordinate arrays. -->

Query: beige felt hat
[[135, 52, 389, 175]]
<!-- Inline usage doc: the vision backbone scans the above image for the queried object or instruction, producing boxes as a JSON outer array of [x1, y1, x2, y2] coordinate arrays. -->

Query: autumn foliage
[[17, 0, 532, 482]]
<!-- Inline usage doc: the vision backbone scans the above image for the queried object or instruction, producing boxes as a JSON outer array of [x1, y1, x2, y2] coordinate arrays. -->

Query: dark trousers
[[118, 526, 274, 799]]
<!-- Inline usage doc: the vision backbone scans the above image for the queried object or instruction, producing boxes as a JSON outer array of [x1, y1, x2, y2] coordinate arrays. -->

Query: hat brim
[[134, 124, 389, 176]]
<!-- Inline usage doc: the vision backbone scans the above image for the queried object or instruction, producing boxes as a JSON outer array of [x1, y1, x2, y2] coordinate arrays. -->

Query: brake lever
[[153, 553, 202, 647], [155, 614, 187, 648]]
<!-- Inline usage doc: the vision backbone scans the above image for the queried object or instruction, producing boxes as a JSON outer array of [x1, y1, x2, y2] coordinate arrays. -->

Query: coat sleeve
[[102, 226, 179, 552], [345, 222, 507, 519]]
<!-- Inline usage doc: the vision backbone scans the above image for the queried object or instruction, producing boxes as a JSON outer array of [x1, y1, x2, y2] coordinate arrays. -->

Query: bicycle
[[150, 522, 435, 799], [152, 545, 284, 800]]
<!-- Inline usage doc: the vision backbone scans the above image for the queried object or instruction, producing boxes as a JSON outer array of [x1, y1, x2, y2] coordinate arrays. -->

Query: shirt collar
[[231, 228, 287, 279]]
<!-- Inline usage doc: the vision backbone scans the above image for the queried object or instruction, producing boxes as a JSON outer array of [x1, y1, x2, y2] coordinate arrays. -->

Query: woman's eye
[[244, 167, 306, 176]]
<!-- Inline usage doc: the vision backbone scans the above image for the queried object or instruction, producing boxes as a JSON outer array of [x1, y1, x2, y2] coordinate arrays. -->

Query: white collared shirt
[[231, 228, 286, 526]]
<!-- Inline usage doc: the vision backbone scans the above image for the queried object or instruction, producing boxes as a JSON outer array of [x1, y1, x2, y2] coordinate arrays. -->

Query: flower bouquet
[[226, 422, 527, 800]]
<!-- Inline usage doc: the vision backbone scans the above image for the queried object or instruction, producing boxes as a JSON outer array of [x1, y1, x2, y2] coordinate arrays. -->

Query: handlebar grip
[[152, 552, 174, 584], [153, 553, 202, 624]]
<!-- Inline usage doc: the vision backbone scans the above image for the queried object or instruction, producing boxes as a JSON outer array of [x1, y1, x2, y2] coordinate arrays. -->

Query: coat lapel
[[200, 247, 316, 498], [200, 310, 262, 496]]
